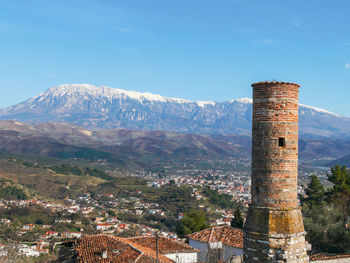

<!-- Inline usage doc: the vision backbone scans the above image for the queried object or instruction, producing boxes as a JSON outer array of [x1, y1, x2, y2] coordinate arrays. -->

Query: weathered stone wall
[[243, 81, 309, 263]]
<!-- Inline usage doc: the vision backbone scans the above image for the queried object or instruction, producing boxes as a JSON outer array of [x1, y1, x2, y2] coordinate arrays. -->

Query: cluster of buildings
[[0, 192, 180, 260], [55, 226, 245, 263], [139, 165, 323, 208], [143, 169, 252, 206], [0, 171, 324, 260], [0, 199, 94, 215], [0, 241, 49, 258], [80, 192, 167, 218]]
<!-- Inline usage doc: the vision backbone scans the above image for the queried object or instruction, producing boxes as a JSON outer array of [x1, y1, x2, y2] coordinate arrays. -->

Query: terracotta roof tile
[[188, 226, 243, 248], [127, 236, 199, 254], [75, 235, 139, 263], [122, 238, 173, 263], [73, 235, 174, 263]]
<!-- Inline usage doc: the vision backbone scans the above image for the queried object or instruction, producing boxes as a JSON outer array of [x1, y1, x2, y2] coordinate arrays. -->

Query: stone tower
[[243, 81, 309, 262]]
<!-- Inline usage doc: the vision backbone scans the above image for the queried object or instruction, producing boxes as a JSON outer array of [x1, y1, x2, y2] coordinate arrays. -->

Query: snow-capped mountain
[[1, 84, 350, 138]]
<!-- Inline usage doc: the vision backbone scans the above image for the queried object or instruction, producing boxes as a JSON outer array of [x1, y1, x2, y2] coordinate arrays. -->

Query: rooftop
[[127, 236, 199, 254], [73, 235, 173, 263], [188, 226, 243, 248]]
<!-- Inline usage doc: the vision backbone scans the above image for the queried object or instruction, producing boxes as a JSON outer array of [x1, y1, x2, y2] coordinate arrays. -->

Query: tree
[[231, 208, 244, 229], [303, 174, 325, 207], [202, 186, 238, 209], [328, 165, 350, 194], [302, 165, 350, 254], [327, 165, 350, 229], [176, 210, 210, 238], [107, 210, 116, 217]]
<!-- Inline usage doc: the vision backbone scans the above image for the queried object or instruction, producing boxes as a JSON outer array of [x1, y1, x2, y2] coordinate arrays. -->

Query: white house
[[61, 232, 82, 239], [46, 231, 59, 238], [0, 244, 7, 257], [96, 223, 113, 231], [18, 245, 41, 257], [82, 207, 94, 214], [22, 224, 35, 230], [0, 218, 11, 224], [188, 226, 243, 262]]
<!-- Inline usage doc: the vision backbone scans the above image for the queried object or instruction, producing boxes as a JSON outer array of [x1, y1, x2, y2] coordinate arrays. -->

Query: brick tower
[[243, 81, 309, 262]]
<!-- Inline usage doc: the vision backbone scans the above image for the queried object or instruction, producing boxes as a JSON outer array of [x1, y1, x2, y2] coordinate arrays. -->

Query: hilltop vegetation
[[0, 179, 27, 200], [23, 161, 114, 181], [302, 165, 350, 254], [202, 186, 241, 209]]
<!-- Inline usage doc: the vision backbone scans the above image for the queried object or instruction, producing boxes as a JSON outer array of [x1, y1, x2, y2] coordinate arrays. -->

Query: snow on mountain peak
[[196, 101, 216, 107], [1, 83, 349, 138], [24, 84, 343, 119], [299, 104, 342, 117], [40, 84, 190, 104], [42, 84, 249, 106], [230, 98, 253, 104]]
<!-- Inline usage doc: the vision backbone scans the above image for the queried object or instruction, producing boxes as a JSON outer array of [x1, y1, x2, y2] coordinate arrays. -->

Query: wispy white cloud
[[252, 39, 275, 46], [345, 63, 350, 70]]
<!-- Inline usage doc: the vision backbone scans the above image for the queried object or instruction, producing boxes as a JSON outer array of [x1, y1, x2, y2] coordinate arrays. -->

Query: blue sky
[[1, 0, 350, 116]]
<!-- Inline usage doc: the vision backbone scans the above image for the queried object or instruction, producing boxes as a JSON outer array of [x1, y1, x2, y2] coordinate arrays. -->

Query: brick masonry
[[243, 81, 310, 263]]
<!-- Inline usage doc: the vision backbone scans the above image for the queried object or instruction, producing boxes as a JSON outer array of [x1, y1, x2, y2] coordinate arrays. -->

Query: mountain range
[[1, 84, 350, 138], [0, 120, 250, 169], [1, 120, 350, 169]]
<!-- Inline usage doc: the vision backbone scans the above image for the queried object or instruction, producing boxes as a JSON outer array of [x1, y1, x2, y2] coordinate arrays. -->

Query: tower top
[[251, 81, 300, 88]]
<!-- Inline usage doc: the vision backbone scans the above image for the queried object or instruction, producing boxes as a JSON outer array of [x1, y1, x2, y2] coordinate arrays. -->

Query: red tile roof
[[188, 226, 243, 248], [123, 238, 174, 263], [73, 235, 174, 263], [127, 236, 199, 254]]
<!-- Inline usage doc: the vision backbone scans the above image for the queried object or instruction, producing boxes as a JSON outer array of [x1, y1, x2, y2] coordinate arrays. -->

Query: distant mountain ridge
[[0, 120, 251, 169], [1, 120, 350, 169], [1, 84, 350, 138]]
